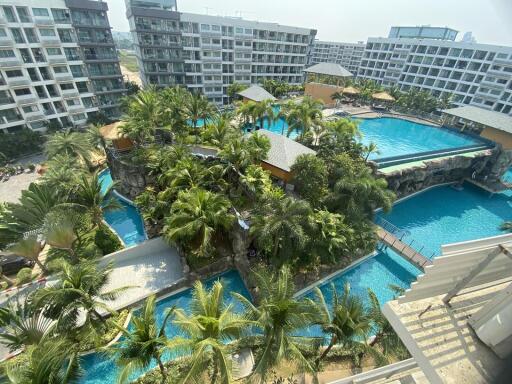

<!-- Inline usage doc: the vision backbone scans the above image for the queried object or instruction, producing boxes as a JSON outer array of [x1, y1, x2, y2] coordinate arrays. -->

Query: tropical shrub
[[291, 154, 328, 207], [0, 129, 44, 162], [94, 224, 123, 255], [15, 268, 33, 285]]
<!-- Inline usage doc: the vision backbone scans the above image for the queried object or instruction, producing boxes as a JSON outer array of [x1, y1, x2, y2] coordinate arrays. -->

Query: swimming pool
[[80, 270, 251, 384], [377, 182, 512, 259], [244, 105, 301, 139], [358, 117, 484, 160], [98, 169, 147, 247], [300, 247, 421, 338]]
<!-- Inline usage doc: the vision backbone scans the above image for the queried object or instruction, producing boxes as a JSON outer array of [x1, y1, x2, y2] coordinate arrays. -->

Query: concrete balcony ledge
[[40, 37, 62, 47], [15, 95, 38, 105], [0, 59, 21, 68], [34, 17, 54, 26], [48, 55, 67, 64], [68, 105, 86, 113], [25, 113, 46, 122], [54, 73, 74, 82], [7, 77, 30, 86], [61, 89, 80, 98], [0, 37, 13, 47]]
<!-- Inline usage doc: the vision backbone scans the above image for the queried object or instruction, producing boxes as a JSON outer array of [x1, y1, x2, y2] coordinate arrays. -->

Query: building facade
[[308, 40, 365, 74], [0, 0, 125, 133], [125, 0, 316, 105], [357, 27, 512, 115]]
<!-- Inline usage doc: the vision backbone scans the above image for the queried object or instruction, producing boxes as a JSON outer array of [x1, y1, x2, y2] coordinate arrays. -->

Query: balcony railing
[[15, 94, 38, 105], [40, 36, 61, 46], [25, 113, 46, 122], [48, 56, 68, 64], [34, 17, 54, 26], [61, 89, 79, 98], [54, 73, 74, 82], [0, 59, 21, 68], [7, 77, 30, 87], [67, 105, 86, 113], [0, 36, 13, 47]]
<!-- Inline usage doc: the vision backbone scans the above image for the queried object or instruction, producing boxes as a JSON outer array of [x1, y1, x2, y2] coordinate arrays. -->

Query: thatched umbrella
[[342, 86, 360, 96], [371, 91, 395, 102], [99, 121, 124, 141]]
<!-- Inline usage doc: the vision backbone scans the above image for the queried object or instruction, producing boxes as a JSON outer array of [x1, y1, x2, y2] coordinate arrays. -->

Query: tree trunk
[[67, 248, 80, 265], [34, 259, 48, 275], [156, 355, 167, 384], [210, 361, 218, 384], [316, 335, 337, 367]]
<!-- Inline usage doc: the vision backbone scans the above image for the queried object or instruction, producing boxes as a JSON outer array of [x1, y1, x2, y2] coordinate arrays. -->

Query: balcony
[[0, 15, 6, 24], [0, 36, 13, 47], [480, 80, 505, 89], [7, 77, 30, 87], [54, 72, 74, 82], [40, 36, 61, 47], [0, 58, 21, 68], [67, 105, 86, 113], [15, 94, 38, 106], [494, 57, 512, 66], [61, 89, 79, 98], [48, 55, 68, 64], [25, 113, 46, 122], [34, 17, 54, 26]]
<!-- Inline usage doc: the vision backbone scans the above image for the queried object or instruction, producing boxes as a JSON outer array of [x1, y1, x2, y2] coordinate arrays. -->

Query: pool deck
[[98, 237, 184, 312]]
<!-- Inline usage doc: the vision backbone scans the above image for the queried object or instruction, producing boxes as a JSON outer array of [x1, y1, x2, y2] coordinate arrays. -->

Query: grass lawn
[[119, 50, 139, 72]]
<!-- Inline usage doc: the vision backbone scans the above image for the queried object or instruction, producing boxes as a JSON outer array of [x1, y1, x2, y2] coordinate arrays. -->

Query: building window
[[22, 105, 38, 113], [19, 48, 32, 63], [5, 69, 23, 78], [0, 49, 15, 58], [14, 88, 31, 96], [39, 28, 56, 37], [51, 8, 70, 23], [2, 6, 17, 22], [53, 65, 68, 74], [24, 28, 38, 43], [32, 8, 49, 17], [31, 48, 45, 62], [66, 98, 80, 106], [10, 28, 25, 43], [46, 47, 62, 56], [59, 83, 75, 91], [200, 24, 210, 31]]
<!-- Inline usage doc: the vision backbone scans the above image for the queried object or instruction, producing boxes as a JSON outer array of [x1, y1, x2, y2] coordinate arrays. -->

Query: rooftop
[[237, 85, 277, 102], [304, 62, 354, 77], [256, 129, 316, 172], [442, 106, 512, 134]]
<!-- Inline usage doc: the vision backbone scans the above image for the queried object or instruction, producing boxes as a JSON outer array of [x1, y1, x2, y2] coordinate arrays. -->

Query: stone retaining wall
[[106, 150, 154, 199], [381, 147, 507, 198]]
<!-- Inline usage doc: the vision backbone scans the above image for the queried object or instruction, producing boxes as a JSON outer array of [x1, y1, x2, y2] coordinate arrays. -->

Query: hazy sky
[[105, 0, 512, 46]]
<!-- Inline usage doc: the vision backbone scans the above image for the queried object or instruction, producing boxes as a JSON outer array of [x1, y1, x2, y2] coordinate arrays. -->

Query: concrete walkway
[[99, 237, 184, 312]]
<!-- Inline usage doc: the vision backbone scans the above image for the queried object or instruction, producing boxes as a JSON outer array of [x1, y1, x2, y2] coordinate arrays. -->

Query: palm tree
[[250, 196, 312, 265], [42, 216, 79, 264], [185, 92, 216, 132], [331, 91, 344, 107], [252, 99, 275, 129], [169, 280, 252, 384], [45, 129, 94, 166], [121, 86, 165, 145], [32, 261, 128, 331], [8, 235, 47, 274], [233, 267, 316, 382], [87, 124, 107, 152], [236, 100, 258, 126], [163, 188, 235, 256], [41, 154, 88, 192], [284, 97, 323, 138], [0, 300, 56, 353], [240, 164, 272, 195], [367, 289, 409, 360], [202, 112, 238, 147], [70, 171, 121, 228], [309, 283, 382, 369], [114, 295, 174, 384], [363, 142, 380, 161], [159, 158, 211, 196], [5, 340, 82, 384]]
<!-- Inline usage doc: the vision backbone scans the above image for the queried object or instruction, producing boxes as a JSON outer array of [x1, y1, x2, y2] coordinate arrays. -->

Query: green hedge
[[0, 129, 44, 163], [95, 224, 123, 255]]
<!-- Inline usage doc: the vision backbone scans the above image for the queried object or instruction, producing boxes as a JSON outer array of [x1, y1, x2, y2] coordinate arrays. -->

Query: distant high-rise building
[[125, 0, 316, 105], [388, 26, 458, 41], [461, 31, 477, 44], [357, 26, 512, 116], [0, 0, 126, 132], [308, 40, 365, 74]]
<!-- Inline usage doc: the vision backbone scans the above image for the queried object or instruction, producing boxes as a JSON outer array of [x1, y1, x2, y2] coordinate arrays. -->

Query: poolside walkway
[[98, 237, 184, 312], [377, 227, 432, 271]]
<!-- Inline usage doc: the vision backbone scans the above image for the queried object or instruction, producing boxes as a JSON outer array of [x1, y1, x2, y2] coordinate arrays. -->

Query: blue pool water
[[378, 182, 512, 258], [358, 117, 483, 160], [244, 105, 300, 139], [80, 270, 251, 384], [98, 169, 146, 247], [502, 167, 512, 183], [300, 247, 420, 338]]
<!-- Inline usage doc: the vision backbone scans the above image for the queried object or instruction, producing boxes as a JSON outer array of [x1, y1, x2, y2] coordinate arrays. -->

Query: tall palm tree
[[233, 267, 316, 382], [202, 112, 239, 147], [331, 91, 344, 107], [43, 216, 79, 264], [284, 97, 323, 138], [87, 124, 107, 153], [163, 188, 235, 256], [5, 340, 82, 384], [32, 261, 128, 332], [309, 283, 382, 369], [363, 142, 380, 161], [236, 100, 258, 126], [239, 164, 272, 195], [114, 295, 175, 384], [250, 196, 312, 265], [252, 99, 275, 129], [41, 154, 88, 193], [185, 93, 216, 132], [45, 129, 94, 166], [8, 235, 47, 274], [0, 300, 56, 353], [158, 158, 211, 196], [169, 280, 252, 384], [70, 171, 121, 228], [367, 289, 409, 360]]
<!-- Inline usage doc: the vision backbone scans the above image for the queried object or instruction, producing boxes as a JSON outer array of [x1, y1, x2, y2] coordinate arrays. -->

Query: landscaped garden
[[0, 81, 507, 383]]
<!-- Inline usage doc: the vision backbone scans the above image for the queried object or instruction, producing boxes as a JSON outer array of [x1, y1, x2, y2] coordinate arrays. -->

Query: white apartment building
[[357, 27, 512, 115], [309, 40, 365, 74], [0, 0, 125, 133], [125, 0, 316, 105]]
